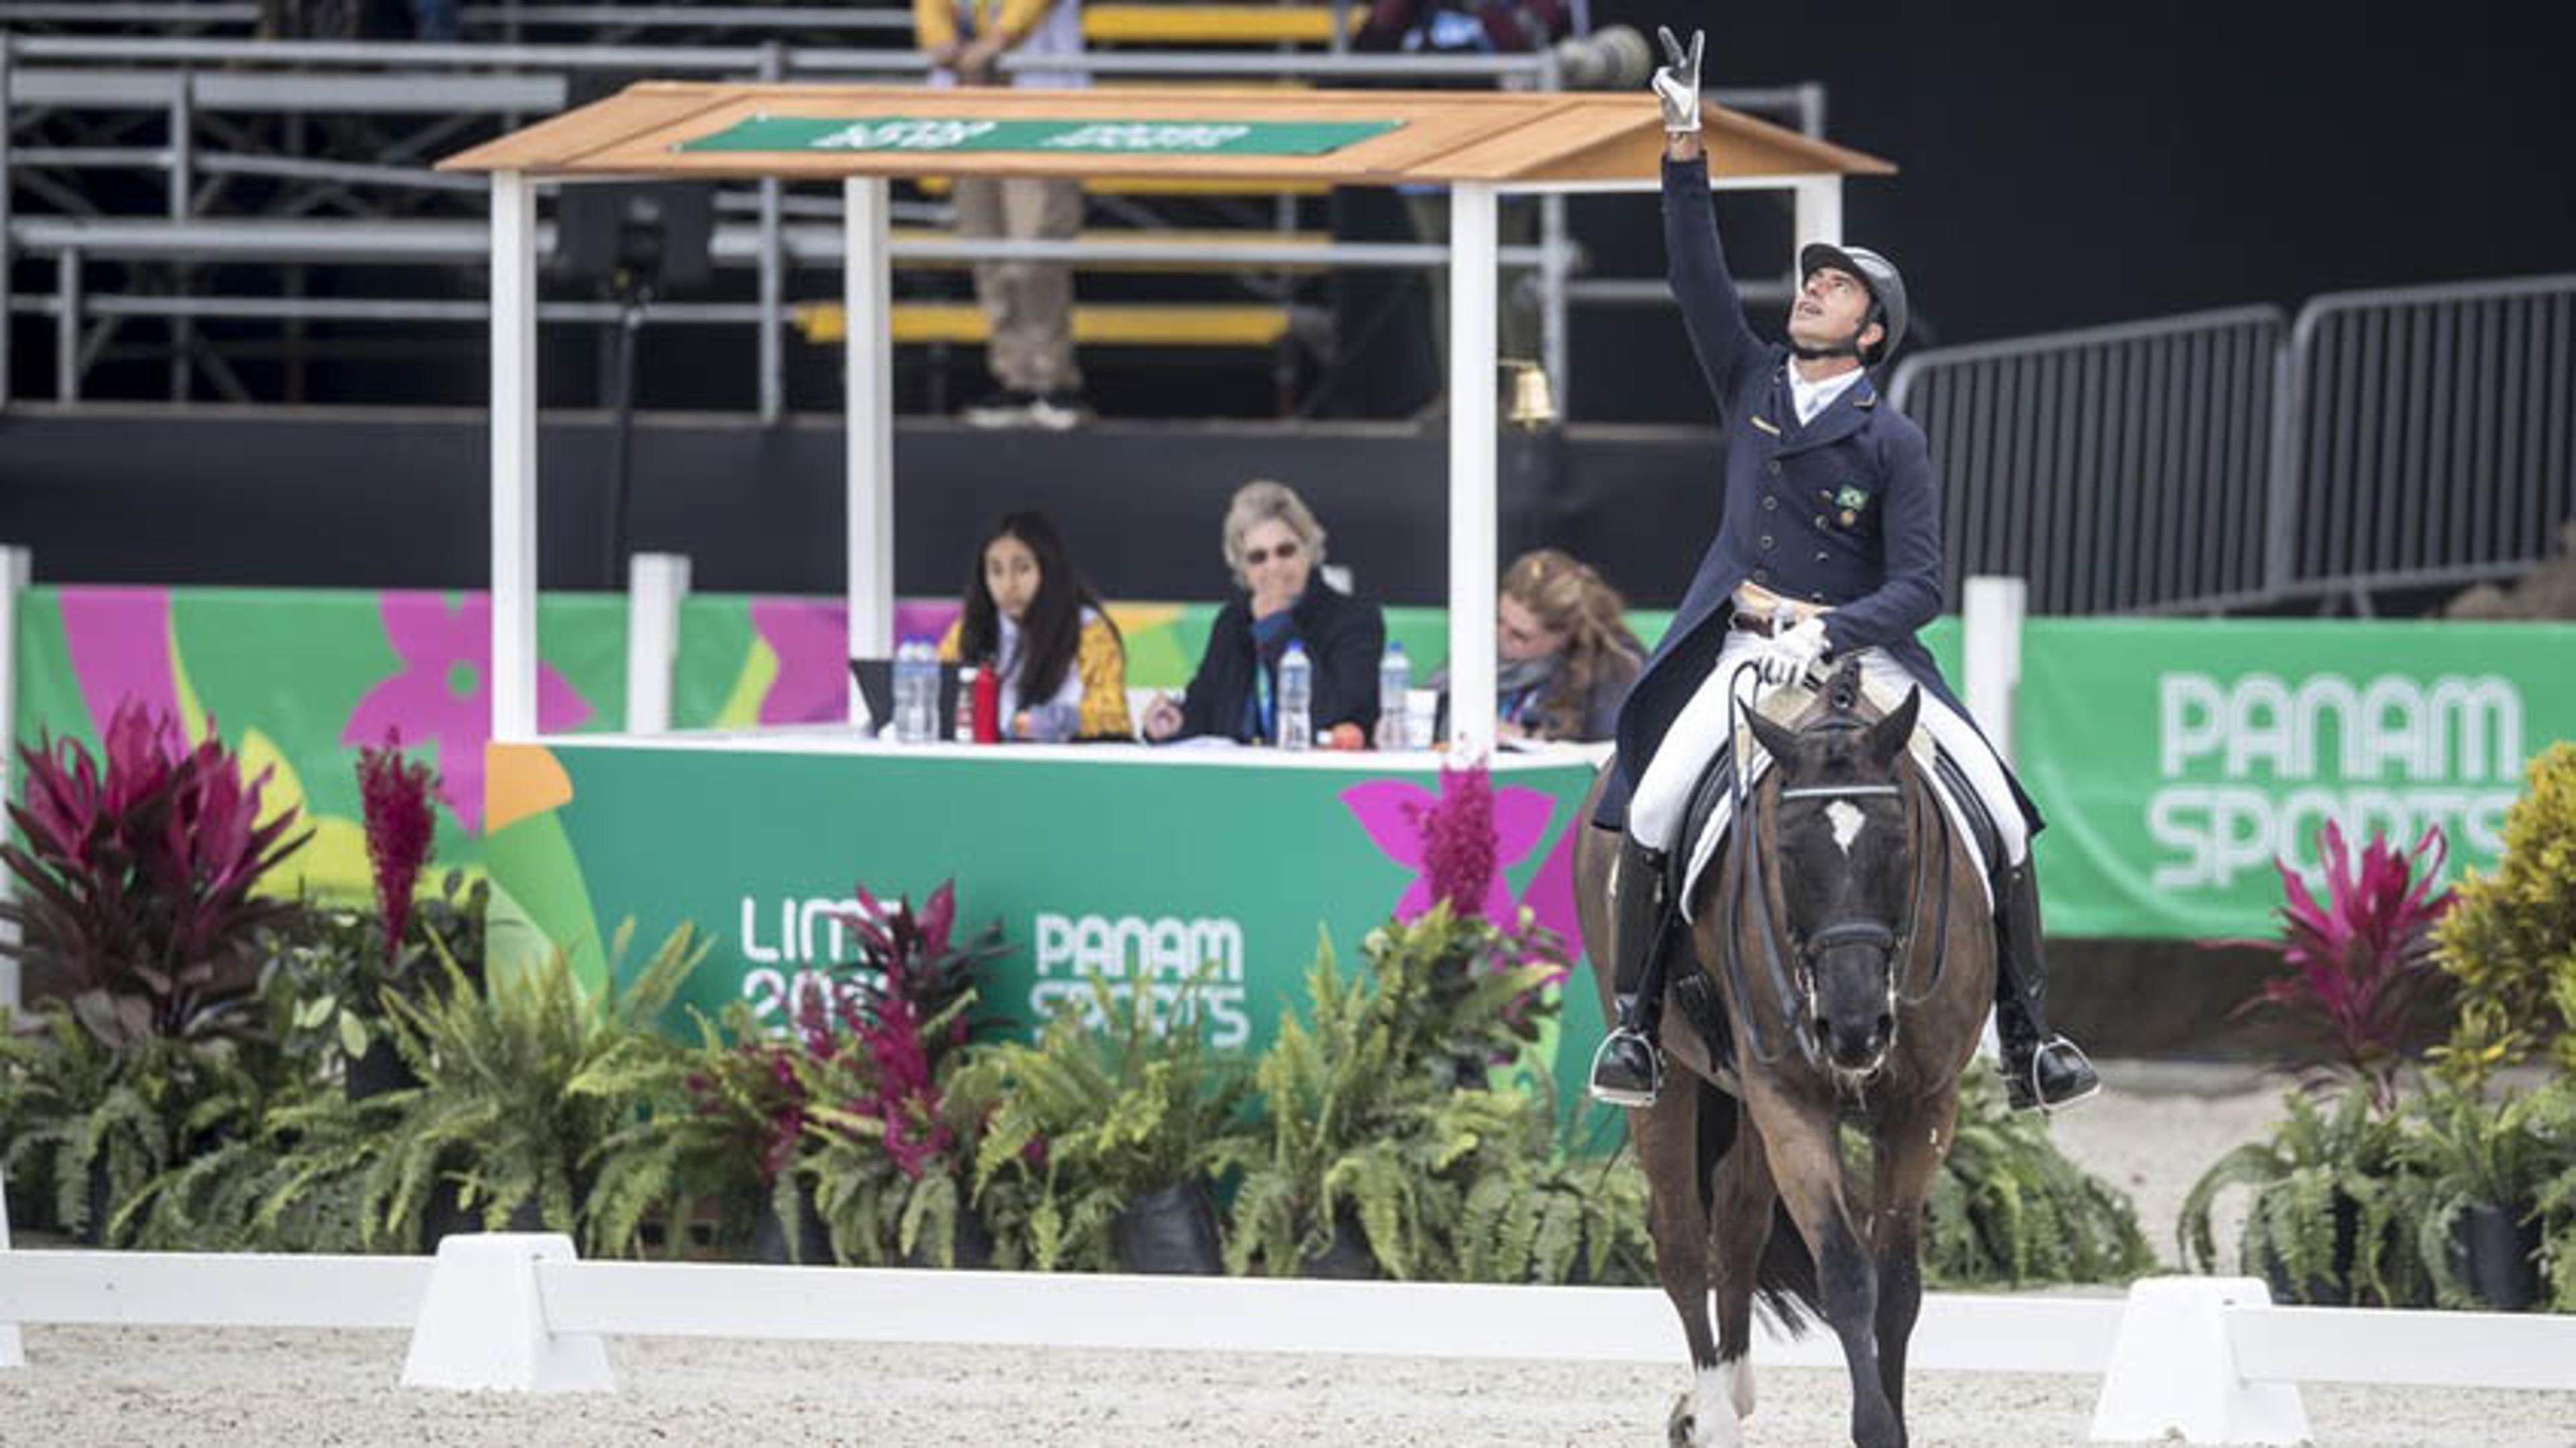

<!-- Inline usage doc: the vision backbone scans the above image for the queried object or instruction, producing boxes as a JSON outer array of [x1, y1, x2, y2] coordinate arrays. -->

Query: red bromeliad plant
[[2235, 821, 2456, 1113], [1, 702, 309, 1044], [356, 733, 438, 971]]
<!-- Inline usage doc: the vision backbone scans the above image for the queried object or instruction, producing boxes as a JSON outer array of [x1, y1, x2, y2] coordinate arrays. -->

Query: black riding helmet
[[1798, 242, 1909, 366]]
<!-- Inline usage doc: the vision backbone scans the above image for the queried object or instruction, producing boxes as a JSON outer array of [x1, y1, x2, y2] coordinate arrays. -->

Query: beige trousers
[[954, 175, 1083, 393]]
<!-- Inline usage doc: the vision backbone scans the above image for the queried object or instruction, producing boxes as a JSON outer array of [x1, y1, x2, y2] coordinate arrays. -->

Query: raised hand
[[1652, 25, 1704, 136]]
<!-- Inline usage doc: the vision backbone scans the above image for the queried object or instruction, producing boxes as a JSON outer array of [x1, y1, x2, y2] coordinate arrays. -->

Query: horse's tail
[[1692, 1078, 1819, 1337]]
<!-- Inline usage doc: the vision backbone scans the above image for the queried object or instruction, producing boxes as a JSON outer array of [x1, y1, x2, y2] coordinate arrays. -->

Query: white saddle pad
[[1678, 674, 1992, 919]]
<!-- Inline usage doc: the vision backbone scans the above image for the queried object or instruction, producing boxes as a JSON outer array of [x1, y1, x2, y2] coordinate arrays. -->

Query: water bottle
[[1276, 641, 1312, 751], [953, 664, 979, 743], [1375, 641, 1410, 752], [899, 639, 935, 743]]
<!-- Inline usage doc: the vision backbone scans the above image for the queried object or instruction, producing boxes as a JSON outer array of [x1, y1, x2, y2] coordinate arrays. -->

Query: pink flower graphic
[[1340, 774, 1560, 929], [341, 592, 590, 832], [748, 597, 963, 725]]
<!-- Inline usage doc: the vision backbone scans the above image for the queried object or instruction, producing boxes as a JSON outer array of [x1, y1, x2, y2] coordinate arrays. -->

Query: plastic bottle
[[890, 639, 924, 743], [1375, 641, 1410, 751], [1276, 641, 1312, 751], [954, 664, 980, 743], [972, 662, 1002, 743], [904, 640, 938, 743]]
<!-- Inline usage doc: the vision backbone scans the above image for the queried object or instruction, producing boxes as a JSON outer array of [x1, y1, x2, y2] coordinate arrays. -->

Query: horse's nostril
[[1875, 1013, 1895, 1039]]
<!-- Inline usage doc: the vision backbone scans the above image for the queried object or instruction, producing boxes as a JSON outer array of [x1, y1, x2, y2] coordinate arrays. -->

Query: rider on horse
[[1587, 27, 2099, 1115]]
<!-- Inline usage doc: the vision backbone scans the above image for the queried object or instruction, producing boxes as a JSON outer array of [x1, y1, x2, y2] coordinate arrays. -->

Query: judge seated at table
[[939, 509, 1132, 741], [1142, 480, 1387, 747]]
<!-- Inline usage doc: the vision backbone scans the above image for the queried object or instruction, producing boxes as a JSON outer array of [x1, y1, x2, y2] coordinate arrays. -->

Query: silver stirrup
[[2028, 1035, 2102, 1115], [1587, 1031, 1662, 1108]]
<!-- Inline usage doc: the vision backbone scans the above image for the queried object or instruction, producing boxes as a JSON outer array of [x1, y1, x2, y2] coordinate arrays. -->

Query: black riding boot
[[1993, 860, 2101, 1112], [1589, 831, 1674, 1107]]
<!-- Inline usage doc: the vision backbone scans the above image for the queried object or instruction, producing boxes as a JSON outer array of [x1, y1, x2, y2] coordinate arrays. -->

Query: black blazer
[[1175, 584, 1387, 743]]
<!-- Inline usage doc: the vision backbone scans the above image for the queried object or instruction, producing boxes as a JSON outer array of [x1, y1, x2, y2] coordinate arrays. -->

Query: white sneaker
[[962, 389, 1038, 429], [1026, 391, 1090, 431]]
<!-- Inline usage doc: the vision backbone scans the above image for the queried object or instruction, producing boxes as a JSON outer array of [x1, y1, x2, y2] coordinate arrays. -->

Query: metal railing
[[2269, 273, 2576, 603], [2, 29, 1828, 416], [1888, 306, 2286, 615]]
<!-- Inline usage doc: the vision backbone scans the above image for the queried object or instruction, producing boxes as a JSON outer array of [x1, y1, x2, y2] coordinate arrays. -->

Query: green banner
[[2019, 619, 2576, 938], [678, 115, 1401, 157], [480, 740, 1609, 1117]]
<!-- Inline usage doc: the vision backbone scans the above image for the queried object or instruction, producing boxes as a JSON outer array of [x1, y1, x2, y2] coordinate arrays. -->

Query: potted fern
[[369, 921, 705, 1248], [2180, 1084, 2431, 1306], [956, 970, 1247, 1274], [2401, 1081, 2559, 1310], [1428, 1077, 1655, 1286], [1918, 1074, 2152, 1288]]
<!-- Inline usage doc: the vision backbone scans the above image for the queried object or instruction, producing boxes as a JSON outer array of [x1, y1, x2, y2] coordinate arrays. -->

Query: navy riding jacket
[[1594, 157, 2039, 837]]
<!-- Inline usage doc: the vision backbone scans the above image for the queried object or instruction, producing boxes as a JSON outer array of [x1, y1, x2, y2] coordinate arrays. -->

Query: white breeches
[[1627, 628, 2030, 868]]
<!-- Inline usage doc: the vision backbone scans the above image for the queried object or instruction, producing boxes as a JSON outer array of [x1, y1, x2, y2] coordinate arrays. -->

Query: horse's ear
[[1868, 686, 1922, 771], [1745, 708, 1804, 777]]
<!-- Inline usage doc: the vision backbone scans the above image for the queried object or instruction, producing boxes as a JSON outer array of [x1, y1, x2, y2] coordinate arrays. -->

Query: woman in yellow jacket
[[939, 510, 1132, 741]]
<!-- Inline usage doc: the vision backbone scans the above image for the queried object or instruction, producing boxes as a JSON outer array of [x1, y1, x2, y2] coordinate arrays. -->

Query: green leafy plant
[[1, 702, 309, 1046], [2180, 1084, 2431, 1306], [1917, 1074, 2152, 1288], [956, 970, 1247, 1273], [0, 1004, 271, 1243], [2530, 1081, 2576, 1311], [1222, 908, 1558, 1279], [259, 874, 489, 1076], [367, 921, 705, 1243], [2432, 741, 2576, 1086], [2399, 1080, 2562, 1309], [1429, 1078, 1654, 1285]]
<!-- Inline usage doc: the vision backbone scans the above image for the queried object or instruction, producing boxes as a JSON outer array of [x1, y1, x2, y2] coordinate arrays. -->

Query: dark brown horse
[[1576, 659, 1996, 1448]]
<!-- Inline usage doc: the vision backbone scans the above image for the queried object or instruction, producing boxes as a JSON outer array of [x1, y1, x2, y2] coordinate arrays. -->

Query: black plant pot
[[904, 1205, 996, 1271], [2448, 1200, 2542, 1312], [2259, 1191, 2400, 1305], [752, 1177, 837, 1266], [420, 1179, 545, 1251], [343, 1035, 417, 1102], [1296, 1208, 1379, 1280], [81, 1155, 115, 1247], [1112, 1181, 1224, 1276]]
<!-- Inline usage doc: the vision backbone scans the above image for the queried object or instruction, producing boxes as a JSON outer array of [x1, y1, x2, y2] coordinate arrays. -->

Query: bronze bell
[[1503, 359, 1558, 431]]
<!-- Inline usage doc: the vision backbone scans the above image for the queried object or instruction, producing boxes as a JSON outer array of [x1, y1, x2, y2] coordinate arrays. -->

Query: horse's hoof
[[1666, 1394, 1695, 1447]]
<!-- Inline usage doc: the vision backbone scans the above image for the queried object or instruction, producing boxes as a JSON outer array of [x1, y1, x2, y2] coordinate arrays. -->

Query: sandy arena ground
[[6, 1066, 2570, 1447]]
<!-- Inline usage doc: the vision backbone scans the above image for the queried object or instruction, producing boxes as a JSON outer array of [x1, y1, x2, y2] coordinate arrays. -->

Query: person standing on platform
[[1585, 27, 2100, 1115], [941, 510, 1132, 741], [1142, 480, 1387, 747], [915, 0, 1091, 431]]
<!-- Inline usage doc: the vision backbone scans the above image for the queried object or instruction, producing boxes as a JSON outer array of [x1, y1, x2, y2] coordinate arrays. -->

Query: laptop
[[848, 658, 964, 735]]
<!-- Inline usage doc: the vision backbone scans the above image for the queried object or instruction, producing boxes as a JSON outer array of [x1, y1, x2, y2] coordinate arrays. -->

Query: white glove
[[1652, 26, 1703, 137], [1772, 617, 1831, 681]]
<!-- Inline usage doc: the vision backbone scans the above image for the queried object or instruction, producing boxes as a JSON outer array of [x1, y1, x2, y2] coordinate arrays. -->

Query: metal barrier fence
[[1888, 307, 2286, 615], [2271, 273, 2576, 603]]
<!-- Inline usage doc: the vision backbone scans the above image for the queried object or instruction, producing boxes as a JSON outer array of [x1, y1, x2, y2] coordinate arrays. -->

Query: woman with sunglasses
[[1142, 478, 1387, 745]]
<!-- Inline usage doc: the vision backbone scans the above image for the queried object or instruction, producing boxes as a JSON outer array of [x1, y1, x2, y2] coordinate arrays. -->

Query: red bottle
[[971, 662, 1002, 743]]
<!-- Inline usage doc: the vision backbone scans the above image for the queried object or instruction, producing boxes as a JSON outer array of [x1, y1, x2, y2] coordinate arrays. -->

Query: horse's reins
[[1717, 664, 1954, 1072]]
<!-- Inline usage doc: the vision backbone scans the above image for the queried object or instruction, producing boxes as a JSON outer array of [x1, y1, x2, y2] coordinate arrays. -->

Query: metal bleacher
[[0, 2, 1831, 417]]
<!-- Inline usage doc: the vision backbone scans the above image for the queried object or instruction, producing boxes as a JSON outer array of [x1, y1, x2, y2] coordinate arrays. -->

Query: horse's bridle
[[1717, 668, 1955, 1073]]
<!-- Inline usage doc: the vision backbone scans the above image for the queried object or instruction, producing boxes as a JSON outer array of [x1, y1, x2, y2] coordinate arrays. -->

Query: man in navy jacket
[[1589, 28, 2098, 1114]]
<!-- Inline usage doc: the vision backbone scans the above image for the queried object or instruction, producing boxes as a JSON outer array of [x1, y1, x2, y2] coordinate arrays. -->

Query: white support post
[[0, 544, 29, 1017], [1446, 181, 1499, 758], [400, 1234, 612, 1394], [490, 170, 540, 744], [1791, 174, 1843, 252], [0, 1160, 23, 1369], [623, 553, 691, 735], [843, 175, 895, 721], [1961, 574, 2027, 766], [2088, 1277, 2308, 1445]]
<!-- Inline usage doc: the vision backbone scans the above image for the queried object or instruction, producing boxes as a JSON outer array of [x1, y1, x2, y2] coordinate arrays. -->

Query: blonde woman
[[1142, 480, 1387, 745], [1491, 548, 1646, 742]]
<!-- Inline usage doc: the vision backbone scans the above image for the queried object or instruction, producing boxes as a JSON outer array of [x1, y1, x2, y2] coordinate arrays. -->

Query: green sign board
[[2018, 619, 2576, 939], [678, 115, 1402, 157], [479, 739, 1609, 1111]]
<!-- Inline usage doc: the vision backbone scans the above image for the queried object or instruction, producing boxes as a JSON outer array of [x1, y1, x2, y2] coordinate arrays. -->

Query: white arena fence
[[2, 1235, 2571, 1445]]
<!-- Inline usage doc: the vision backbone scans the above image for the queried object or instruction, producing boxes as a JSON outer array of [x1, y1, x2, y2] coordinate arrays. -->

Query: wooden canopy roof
[[437, 82, 1892, 186]]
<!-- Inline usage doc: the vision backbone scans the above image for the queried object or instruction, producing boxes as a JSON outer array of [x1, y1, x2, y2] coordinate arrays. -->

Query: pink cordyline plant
[[356, 733, 438, 968], [2235, 821, 2456, 1113]]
